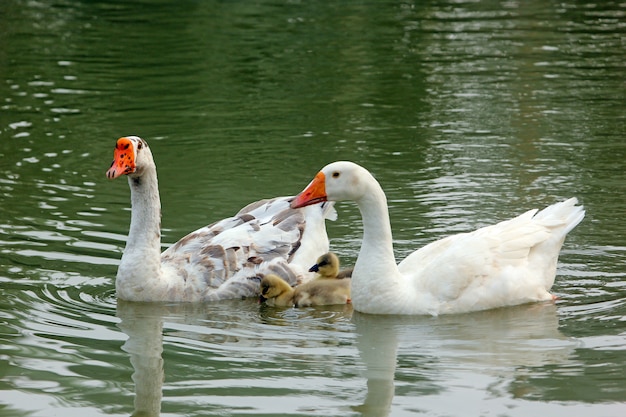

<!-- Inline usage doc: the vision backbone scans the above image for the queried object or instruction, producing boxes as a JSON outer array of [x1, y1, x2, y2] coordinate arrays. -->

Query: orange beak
[[291, 171, 327, 208], [106, 137, 137, 179]]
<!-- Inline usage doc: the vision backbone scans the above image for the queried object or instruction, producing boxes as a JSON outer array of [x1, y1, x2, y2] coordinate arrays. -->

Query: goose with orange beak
[[106, 136, 337, 302], [291, 161, 584, 315]]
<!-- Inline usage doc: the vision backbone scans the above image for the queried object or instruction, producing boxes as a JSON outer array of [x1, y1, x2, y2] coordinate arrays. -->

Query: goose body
[[259, 273, 351, 307], [106, 136, 336, 302], [291, 161, 585, 315], [309, 252, 353, 279]]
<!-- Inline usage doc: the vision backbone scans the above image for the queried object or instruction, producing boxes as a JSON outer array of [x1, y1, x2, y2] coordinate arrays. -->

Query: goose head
[[106, 136, 153, 180], [291, 161, 372, 208]]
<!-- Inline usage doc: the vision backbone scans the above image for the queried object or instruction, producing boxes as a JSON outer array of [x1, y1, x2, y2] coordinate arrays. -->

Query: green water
[[1, 1, 625, 416]]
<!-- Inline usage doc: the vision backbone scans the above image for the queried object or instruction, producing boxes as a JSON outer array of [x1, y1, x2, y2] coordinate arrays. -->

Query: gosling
[[308, 252, 353, 280], [259, 273, 350, 307]]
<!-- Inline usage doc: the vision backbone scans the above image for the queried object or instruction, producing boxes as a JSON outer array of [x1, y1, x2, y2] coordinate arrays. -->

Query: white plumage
[[291, 161, 584, 315]]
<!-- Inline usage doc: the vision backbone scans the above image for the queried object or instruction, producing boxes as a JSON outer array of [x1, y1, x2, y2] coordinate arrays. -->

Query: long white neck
[[116, 164, 164, 299], [351, 177, 402, 310], [356, 186, 397, 271]]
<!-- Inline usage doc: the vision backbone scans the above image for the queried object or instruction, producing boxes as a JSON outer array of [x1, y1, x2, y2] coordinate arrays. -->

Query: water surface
[[1, 1, 625, 416]]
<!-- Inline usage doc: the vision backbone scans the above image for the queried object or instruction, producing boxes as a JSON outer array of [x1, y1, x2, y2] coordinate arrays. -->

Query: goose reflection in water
[[117, 301, 166, 417], [351, 301, 576, 416], [115, 298, 575, 416]]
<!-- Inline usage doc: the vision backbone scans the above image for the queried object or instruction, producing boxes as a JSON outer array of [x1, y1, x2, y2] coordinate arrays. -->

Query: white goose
[[291, 161, 585, 315], [105, 136, 336, 302]]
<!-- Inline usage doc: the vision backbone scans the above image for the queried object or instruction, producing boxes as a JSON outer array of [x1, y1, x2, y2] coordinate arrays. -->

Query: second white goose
[[291, 161, 585, 315]]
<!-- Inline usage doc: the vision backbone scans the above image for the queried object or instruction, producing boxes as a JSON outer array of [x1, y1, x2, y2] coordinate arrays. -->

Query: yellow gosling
[[308, 252, 353, 279], [259, 274, 294, 307], [259, 272, 352, 308], [293, 278, 351, 307]]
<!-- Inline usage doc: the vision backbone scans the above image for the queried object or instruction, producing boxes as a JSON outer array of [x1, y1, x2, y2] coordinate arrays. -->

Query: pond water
[[1, 1, 625, 416]]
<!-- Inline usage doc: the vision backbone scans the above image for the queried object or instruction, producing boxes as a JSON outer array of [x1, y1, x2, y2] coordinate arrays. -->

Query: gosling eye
[[331, 171, 340, 178]]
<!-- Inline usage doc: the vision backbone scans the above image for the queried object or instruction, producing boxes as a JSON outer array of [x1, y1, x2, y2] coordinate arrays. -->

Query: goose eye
[[332, 172, 340, 178]]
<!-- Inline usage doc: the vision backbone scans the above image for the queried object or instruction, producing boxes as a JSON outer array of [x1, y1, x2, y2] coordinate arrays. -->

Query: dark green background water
[[1, 1, 624, 416]]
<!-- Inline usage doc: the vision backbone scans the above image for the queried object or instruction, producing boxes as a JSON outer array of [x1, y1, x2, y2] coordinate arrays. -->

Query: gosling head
[[309, 252, 340, 279], [259, 274, 293, 306]]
